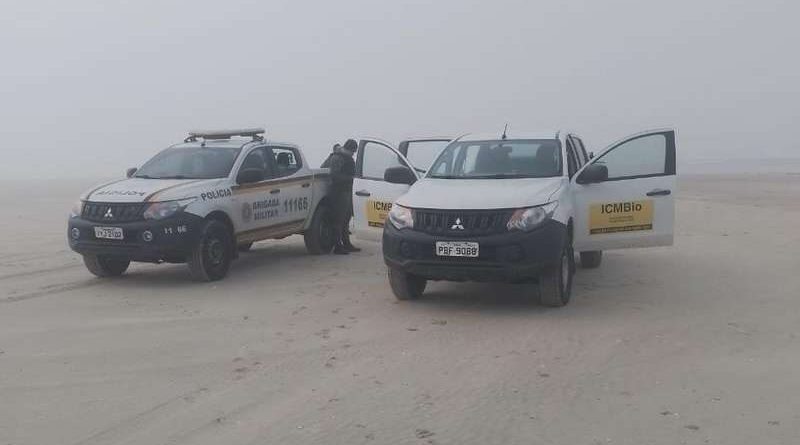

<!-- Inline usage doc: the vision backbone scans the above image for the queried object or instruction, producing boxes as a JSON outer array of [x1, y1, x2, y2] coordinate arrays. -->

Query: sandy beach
[[1, 173, 799, 445]]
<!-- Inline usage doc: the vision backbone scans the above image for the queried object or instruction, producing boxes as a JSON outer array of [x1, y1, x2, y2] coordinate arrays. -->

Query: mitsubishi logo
[[104, 208, 114, 219], [451, 217, 465, 231]]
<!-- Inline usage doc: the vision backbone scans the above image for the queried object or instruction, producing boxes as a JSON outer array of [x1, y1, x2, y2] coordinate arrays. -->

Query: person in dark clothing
[[326, 139, 360, 254], [320, 143, 340, 169]]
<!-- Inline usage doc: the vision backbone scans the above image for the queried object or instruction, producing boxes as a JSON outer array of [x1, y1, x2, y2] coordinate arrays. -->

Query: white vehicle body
[[68, 129, 336, 281], [373, 129, 678, 306]]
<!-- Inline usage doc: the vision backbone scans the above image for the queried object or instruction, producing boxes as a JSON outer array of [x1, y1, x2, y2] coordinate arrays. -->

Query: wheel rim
[[206, 236, 225, 266]]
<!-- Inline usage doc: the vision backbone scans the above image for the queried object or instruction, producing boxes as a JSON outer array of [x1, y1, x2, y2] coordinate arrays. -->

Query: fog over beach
[[2, 0, 798, 180], [2, 0, 800, 444]]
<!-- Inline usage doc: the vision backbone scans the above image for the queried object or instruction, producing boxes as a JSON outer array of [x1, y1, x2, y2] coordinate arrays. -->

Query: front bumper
[[382, 219, 567, 282], [67, 213, 205, 262]]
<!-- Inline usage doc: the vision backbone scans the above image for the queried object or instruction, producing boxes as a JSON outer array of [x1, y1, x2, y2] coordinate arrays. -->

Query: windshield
[[404, 140, 450, 172], [427, 139, 562, 179], [135, 146, 242, 179]]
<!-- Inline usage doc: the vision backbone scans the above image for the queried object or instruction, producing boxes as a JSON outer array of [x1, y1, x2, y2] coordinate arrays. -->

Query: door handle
[[355, 190, 371, 197], [270, 189, 281, 194], [646, 189, 671, 197], [301, 183, 311, 188]]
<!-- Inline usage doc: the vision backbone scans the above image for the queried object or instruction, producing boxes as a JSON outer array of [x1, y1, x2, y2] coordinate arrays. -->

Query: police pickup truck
[[68, 129, 336, 281], [368, 129, 677, 307]]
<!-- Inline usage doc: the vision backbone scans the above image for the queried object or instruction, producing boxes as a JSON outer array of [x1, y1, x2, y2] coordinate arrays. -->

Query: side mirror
[[589, 152, 595, 159], [576, 164, 608, 184], [237, 168, 265, 185], [384, 166, 417, 185], [126, 167, 138, 178]]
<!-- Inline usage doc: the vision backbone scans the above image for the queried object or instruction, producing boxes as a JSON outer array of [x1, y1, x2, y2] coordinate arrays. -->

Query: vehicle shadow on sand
[[92, 243, 698, 321], [418, 281, 548, 311], [403, 251, 692, 316], [103, 240, 333, 290]]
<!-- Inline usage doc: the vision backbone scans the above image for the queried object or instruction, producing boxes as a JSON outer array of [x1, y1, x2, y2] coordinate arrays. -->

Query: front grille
[[82, 202, 146, 223], [413, 209, 513, 237]]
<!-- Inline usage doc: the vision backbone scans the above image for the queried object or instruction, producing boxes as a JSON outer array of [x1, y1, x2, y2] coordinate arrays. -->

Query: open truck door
[[351, 139, 419, 241], [572, 129, 677, 252]]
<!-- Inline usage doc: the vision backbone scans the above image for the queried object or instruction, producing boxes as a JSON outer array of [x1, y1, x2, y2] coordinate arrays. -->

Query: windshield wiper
[[156, 175, 191, 179], [134, 174, 157, 179]]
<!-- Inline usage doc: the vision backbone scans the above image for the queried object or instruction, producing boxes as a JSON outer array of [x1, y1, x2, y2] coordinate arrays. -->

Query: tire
[[538, 237, 574, 307], [580, 250, 602, 268], [304, 203, 336, 255], [187, 220, 234, 282], [238, 242, 254, 252], [388, 267, 427, 301], [83, 254, 130, 277]]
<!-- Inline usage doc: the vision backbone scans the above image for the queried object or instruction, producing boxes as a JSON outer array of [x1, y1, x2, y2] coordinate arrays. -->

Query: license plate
[[436, 241, 479, 258], [94, 226, 124, 240]]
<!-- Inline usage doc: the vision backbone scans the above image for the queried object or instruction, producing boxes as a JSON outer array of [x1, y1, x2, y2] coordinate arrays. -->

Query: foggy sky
[[1, 0, 798, 179]]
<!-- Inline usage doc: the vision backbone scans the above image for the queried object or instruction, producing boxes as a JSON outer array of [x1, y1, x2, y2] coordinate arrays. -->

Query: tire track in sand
[[0, 278, 103, 304]]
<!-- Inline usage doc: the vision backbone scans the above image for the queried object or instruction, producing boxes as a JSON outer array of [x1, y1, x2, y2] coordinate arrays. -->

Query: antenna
[[502, 123, 509, 140]]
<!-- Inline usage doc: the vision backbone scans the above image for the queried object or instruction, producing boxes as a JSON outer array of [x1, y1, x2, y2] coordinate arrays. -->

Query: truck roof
[[174, 127, 300, 150], [170, 139, 300, 150], [458, 130, 563, 142]]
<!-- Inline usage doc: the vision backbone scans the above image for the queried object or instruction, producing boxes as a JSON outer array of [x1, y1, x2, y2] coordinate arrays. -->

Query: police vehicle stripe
[[85, 179, 127, 200], [231, 175, 317, 195], [145, 180, 204, 202], [236, 219, 306, 242]]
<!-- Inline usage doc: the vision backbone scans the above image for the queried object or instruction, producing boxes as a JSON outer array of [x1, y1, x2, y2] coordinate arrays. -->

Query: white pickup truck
[[68, 129, 336, 281], [368, 129, 677, 307]]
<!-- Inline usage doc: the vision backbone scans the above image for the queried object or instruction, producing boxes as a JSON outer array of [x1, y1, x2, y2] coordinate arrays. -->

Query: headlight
[[507, 202, 558, 232], [143, 198, 197, 220], [70, 200, 84, 218], [388, 204, 414, 230]]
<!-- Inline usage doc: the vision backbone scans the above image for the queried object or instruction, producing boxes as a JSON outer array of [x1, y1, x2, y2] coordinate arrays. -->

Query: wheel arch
[[316, 194, 332, 209], [206, 210, 235, 235], [305, 195, 333, 230]]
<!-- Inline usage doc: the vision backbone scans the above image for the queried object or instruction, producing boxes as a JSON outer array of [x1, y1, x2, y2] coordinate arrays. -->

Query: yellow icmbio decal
[[366, 200, 393, 228], [589, 200, 654, 234]]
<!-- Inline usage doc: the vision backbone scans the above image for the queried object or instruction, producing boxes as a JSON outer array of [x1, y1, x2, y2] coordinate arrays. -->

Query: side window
[[237, 147, 270, 182], [360, 141, 407, 180], [565, 140, 578, 178], [595, 133, 672, 180], [402, 140, 450, 172], [269, 147, 301, 178]]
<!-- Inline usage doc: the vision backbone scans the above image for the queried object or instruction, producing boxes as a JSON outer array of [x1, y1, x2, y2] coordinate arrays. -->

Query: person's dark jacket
[[320, 151, 335, 169], [326, 152, 355, 195]]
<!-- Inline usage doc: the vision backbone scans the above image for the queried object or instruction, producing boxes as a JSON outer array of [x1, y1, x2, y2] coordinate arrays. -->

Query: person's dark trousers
[[341, 215, 360, 252], [332, 192, 351, 255]]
